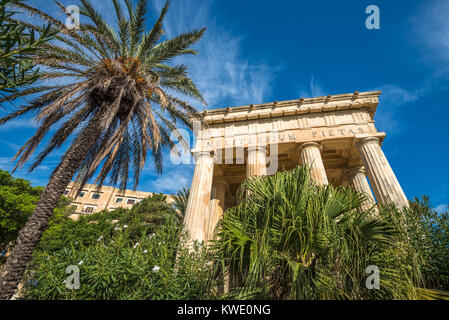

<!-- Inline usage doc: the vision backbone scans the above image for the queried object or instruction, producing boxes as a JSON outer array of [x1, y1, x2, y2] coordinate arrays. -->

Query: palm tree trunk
[[0, 109, 105, 299]]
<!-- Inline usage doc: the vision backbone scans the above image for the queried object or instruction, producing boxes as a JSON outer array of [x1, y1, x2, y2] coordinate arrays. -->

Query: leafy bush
[[0, 169, 42, 250], [39, 193, 178, 252], [24, 223, 214, 300], [405, 197, 449, 290], [23, 193, 216, 300], [0, 169, 73, 264]]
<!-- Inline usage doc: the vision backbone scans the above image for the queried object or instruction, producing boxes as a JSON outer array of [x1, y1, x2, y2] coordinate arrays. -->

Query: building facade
[[65, 182, 175, 215], [183, 91, 409, 244]]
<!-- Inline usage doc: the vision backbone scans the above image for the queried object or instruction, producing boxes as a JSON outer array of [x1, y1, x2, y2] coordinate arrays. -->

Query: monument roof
[[202, 90, 381, 124]]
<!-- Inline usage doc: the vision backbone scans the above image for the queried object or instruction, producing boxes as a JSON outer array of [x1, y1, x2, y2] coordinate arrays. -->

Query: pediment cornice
[[202, 91, 381, 124]]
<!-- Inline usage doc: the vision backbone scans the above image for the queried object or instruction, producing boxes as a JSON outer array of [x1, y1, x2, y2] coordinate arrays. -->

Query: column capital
[[246, 145, 266, 154], [193, 150, 214, 162], [355, 136, 381, 148], [298, 141, 323, 153], [343, 166, 367, 179]]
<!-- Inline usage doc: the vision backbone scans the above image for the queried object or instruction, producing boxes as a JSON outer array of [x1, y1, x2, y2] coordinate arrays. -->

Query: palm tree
[[0, 0, 205, 299], [212, 165, 424, 299], [173, 187, 189, 219]]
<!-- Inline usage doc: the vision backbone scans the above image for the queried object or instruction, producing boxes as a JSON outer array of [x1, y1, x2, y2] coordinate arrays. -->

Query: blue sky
[[1, 0, 448, 212]]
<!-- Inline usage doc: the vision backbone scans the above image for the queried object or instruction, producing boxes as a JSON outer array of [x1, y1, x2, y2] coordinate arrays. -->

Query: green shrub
[[24, 224, 214, 300], [405, 197, 449, 290], [0, 169, 73, 264], [0, 169, 42, 252], [23, 192, 216, 300], [39, 193, 178, 252]]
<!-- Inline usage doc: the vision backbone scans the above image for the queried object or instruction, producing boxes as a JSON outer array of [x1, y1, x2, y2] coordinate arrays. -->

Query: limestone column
[[299, 142, 329, 185], [183, 151, 215, 243], [344, 167, 376, 213], [356, 137, 409, 208], [206, 180, 227, 241], [246, 146, 267, 177]]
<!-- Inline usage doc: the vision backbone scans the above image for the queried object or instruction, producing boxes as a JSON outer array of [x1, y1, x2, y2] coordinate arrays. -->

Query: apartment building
[[65, 182, 175, 215]]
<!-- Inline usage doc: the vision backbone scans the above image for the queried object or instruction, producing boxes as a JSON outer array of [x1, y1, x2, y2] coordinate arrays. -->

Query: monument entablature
[[183, 90, 409, 245], [193, 91, 382, 154]]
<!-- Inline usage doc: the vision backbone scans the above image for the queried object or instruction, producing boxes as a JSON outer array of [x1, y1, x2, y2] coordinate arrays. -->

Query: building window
[[63, 190, 69, 195], [115, 197, 123, 203], [92, 193, 101, 199], [127, 198, 136, 205], [78, 192, 85, 198], [84, 206, 96, 213]]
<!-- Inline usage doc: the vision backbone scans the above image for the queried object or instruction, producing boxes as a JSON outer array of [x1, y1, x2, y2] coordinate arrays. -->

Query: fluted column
[[299, 142, 328, 185], [206, 180, 227, 241], [183, 151, 215, 243], [344, 167, 377, 213], [246, 146, 267, 177], [356, 137, 408, 208]]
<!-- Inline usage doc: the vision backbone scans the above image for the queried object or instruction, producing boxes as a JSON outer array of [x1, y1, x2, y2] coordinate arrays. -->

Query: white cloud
[[0, 156, 53, 186], [373, 84, 425, 135], [297, 76, 325, 98], [151, 0, 279, 108], [435, 204, 448, 214], [413, 0, 449, 76], [142, 161, 195, 194]]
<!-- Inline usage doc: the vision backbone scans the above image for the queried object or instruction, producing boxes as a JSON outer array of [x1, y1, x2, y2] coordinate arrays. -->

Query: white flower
[[123, 224, 128, 228], [114, 227, 120, 231], [133, 242, 140, 249], [149, 233, 155, 239], [78, 260, 83, 265], [152, 266, 160, 273], [97, 235, 103, 242], [143, 250, 148, 253]]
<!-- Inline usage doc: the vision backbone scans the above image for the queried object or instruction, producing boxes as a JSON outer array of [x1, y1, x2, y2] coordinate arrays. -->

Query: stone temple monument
[[183, 91, 408, 244]]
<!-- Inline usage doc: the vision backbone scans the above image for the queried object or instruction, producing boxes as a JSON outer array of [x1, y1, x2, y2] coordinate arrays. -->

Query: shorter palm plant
[[173, 187, 190, 219], [212, 166, 423, 299]]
